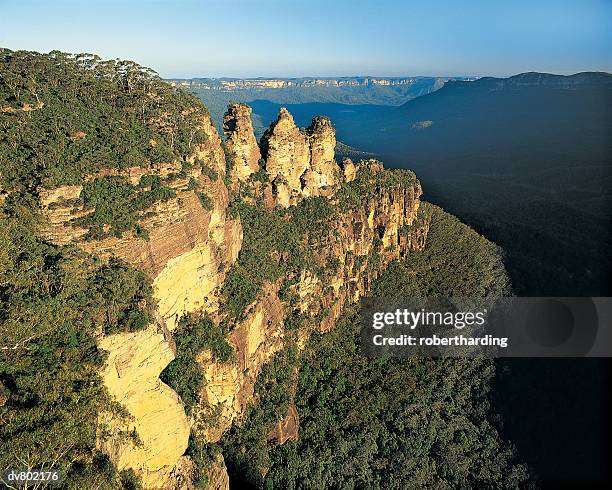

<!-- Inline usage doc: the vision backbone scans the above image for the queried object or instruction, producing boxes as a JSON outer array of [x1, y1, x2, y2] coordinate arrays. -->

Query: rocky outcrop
[[223, 104, 261, 181], [293, 160, 427, 332], [39, 115, 242, 332], [38, 113, 242, 488], [0, 380, 8, 407], [194, 158, 428, 446], [97, 323, 190, 489], [1, 100, 44, 113], [37, 104, 428, 489], [261, 108, 311, 204], [229, 107, 341, 207], [342, 157, 357, 182], [201, 453, 230, 490], [302, 117, 341, 198]]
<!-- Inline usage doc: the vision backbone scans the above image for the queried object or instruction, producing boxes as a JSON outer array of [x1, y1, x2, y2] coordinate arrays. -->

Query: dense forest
[[0, 49, 209, 192]]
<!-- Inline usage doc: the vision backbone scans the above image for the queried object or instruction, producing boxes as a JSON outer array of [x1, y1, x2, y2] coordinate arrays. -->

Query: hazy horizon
[[1, 0, 611, 79], [166, 71, 611, 80]]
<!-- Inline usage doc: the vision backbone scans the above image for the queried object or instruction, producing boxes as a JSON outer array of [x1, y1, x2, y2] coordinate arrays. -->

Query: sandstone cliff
[[223, 103, 261, 181], [39, 114, 241, 332], [38, 105, 428, 489], [38, 113, 241, 488], [97, 323, 190, 489], [170, 77, 444, 91], [195, 160, 427, 443]]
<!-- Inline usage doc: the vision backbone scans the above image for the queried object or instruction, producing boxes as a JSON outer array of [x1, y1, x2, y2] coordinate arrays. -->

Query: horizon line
[[164, 71, 612, 81]]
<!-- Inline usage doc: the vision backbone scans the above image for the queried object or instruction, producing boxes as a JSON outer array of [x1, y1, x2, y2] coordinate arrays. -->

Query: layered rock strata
[[196, 159, 428, 440], [39, 114, 242, 332], [39, 114, 242, 488], [38, 105, 428, 489]]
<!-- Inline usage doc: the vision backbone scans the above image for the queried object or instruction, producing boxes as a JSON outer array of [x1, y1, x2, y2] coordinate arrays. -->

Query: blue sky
[[1, 0, 611, 78]]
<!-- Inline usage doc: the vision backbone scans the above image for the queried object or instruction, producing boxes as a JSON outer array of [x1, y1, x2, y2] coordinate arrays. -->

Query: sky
[[1, 0, 611, 78]]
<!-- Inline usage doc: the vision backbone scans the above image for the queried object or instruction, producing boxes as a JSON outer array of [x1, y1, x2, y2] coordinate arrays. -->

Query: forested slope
[[219, 204, 530, 489]]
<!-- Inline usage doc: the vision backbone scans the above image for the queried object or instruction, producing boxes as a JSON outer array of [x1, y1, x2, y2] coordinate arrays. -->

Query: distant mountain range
[[168, 76, 474, 91], [232, 72, 612, 299], [184, 71, 612, 298], [173, 76, 474, 133], [325, 72, 612, 294]]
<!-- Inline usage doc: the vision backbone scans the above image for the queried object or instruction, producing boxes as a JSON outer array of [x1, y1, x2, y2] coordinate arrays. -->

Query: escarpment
[[37, 111, 242, 488], [39, 114, 242, 332], [37, 102, 427, 488], [186, 106, 427, 449], [195, 156, 428, 443]]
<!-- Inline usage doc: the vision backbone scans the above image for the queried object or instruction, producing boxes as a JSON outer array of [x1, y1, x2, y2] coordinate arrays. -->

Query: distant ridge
[[168, 76, 474, 91], [442, 71, 612, 91], [331, 67, 612, 298], [392, 71, 612, 112]]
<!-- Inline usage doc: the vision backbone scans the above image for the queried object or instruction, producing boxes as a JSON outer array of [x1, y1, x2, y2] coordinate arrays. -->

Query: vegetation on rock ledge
[[222, 197, 336, 319], [160, 313, 233, 413], [73, 175, 176, 239]]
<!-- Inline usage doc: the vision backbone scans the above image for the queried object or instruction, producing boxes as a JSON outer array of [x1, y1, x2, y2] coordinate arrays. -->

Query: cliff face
[[196, 160, 427, 443], [39, 114, 241, 332], [38, 114, 241, 488], [38, 105, 428, 489], [170, 77, 447, 90], [196, 281, 285, 442], [97, 324, 191, 489]]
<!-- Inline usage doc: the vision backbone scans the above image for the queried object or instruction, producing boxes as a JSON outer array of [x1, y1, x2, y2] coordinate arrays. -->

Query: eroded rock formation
[[224, 106, 341, 206], [193, 160, 427, 445], [195, 281, 285, 442], [38, 105, 428, 489], [302, 116, 341, 197], [97, 323, 190, 489], [39, 114, 242, 332], [39, 113, 241, 488], [268, 404, 299, 445], [262, 107, 311, 205], [223, 103, 261, 181]]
